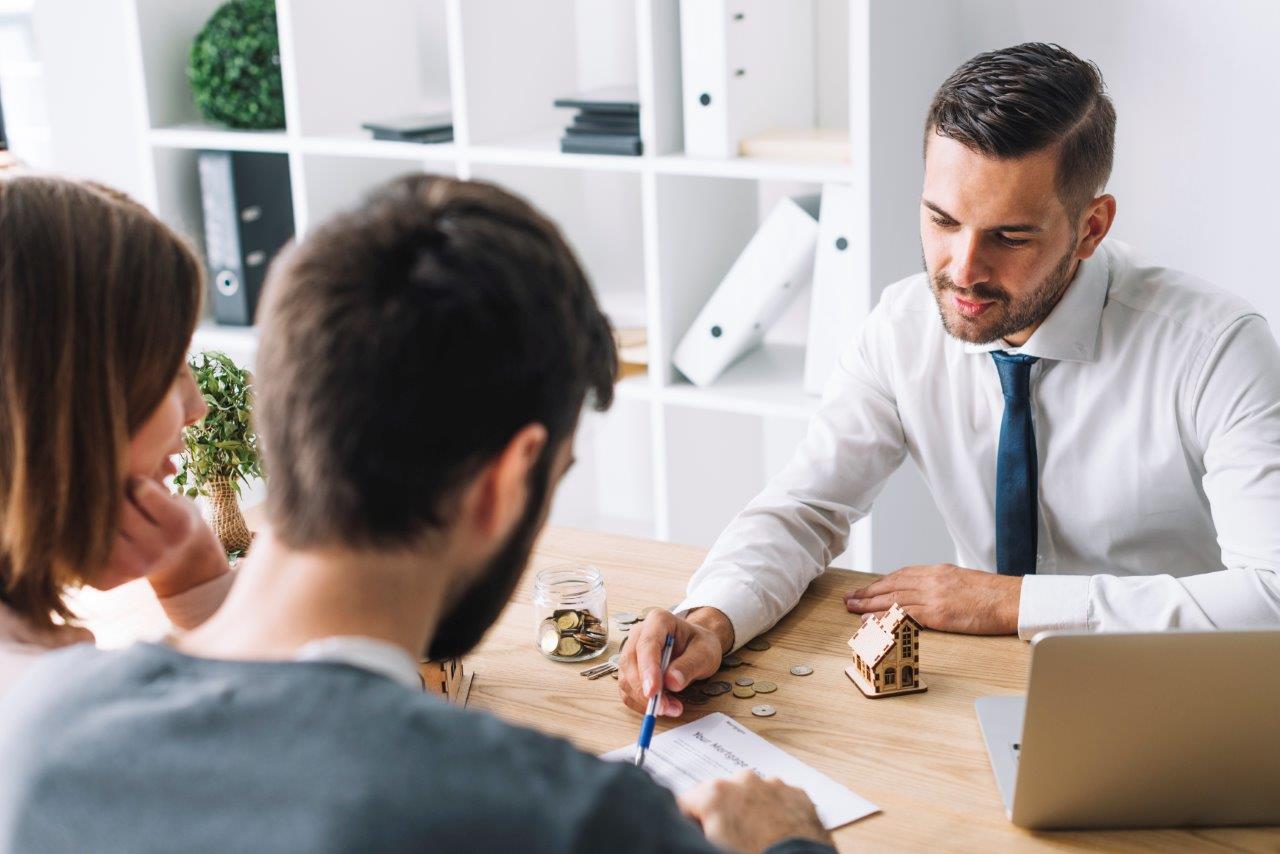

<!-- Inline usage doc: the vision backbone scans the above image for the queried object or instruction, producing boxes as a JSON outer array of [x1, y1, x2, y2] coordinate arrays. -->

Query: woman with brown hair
[[0, 174, 233, 690]]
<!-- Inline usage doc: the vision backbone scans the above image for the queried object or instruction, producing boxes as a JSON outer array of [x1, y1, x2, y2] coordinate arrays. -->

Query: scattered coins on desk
[[701, 681, 732, 697], [674, 689, 709, 706], [732, 684, 756, 699], [789, 665, 814, 677], [722, 654, 747, 668], [753, 681, 777, 694], [744, 637, 772, 652], [752, 704, 776, 718], [735, 677, 754, 687], [614, 612, 639, 625], [539, 609, 607, 661]]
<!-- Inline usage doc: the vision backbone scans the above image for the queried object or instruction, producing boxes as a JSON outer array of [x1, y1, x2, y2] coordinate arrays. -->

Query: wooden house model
[[418, 657, 474, 707], [845, 603, 926, 698]]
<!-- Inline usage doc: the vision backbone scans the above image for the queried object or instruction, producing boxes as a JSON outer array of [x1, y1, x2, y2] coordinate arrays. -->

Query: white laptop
[[976, 629, 1280, 829]]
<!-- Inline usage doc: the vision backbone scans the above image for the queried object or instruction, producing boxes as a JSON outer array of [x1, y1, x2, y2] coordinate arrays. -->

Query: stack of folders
[[554, 86, 641, 156]]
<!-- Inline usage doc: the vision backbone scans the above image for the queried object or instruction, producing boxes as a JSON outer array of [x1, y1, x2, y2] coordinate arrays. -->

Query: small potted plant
[[187, 0, 286, 130], [175, 351, 262, 556]]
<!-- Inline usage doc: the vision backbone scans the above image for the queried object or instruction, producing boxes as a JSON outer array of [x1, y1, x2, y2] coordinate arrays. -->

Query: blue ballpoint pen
[[634, 633, 676, 768]]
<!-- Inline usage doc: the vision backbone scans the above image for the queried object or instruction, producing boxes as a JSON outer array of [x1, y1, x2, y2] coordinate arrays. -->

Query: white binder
[[679, 0, 816, 158], [674, 195, 820, 387], [804, 183, 862, 395]]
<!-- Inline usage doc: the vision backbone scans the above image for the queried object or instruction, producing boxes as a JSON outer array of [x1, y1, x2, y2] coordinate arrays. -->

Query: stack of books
[[554, 86, 641, 156], [360, 111, 454, 144]]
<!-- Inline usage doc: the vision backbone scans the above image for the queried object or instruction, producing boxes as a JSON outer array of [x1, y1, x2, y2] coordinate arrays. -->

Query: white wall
[[31, 0, 149, 197], [956, 0, 1280, 329]]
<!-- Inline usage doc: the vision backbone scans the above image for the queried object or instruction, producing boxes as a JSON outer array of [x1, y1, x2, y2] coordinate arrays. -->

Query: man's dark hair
[[256, 174, 616, 549], [926, 42, 1116, 215]]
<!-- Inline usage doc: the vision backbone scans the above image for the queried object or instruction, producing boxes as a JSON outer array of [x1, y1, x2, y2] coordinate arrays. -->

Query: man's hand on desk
[[617, 606, 733, 716], [844, 564, 1021, 634], [679, 770, 833, 854]]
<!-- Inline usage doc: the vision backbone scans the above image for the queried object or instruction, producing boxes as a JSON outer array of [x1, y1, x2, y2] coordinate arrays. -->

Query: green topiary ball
[[187, 0, 286, 130]]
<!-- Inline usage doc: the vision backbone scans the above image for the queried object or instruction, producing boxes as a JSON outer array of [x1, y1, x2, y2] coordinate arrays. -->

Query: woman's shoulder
[[0, 601, 95, 696]]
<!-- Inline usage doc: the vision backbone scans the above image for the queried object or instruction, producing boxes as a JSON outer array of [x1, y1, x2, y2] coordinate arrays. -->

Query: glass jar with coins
[[533, 564, 608, 662]]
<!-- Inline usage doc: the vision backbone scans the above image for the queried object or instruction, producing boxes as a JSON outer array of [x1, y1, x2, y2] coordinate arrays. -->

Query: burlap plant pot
[[204, 476, 252, 555]]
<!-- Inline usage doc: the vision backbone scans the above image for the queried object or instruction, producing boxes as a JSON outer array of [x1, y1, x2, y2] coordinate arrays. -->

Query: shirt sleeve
[[674, 295, 909, 649], [155, 570, 236, 631], [1020, 313, 1280, 638]]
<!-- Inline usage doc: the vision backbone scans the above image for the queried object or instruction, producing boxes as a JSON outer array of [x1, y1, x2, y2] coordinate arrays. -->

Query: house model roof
[[848, 603, 919, 668]]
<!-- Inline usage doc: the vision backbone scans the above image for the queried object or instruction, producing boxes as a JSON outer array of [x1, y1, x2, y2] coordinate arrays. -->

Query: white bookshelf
[[124, 0, 967, 573]]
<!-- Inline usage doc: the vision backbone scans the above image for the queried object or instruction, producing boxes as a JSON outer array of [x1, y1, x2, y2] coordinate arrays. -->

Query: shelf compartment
[[469, 162, 648, 330], [284, 0, 453, 139], [550, 397, 656, 540], [135, 0, 290, 132], [458, 0, 639, 150], [299, 154, 455, 234]]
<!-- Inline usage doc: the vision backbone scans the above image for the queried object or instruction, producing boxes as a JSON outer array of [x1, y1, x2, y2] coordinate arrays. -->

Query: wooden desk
[[469, 528, 1279, 852]]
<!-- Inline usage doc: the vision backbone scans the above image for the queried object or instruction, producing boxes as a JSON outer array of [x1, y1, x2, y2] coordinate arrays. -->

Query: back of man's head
[[926, 42, 1116, 215], [256, 174, 616, 552]]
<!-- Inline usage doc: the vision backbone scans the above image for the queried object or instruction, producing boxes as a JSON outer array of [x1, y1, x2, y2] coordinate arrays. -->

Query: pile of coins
[[539, 608, 607, 660], [659, 635, 803, 717]]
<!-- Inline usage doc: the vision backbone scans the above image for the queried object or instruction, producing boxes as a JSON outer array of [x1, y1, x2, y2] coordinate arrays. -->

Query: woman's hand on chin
[[95, 477, 230, 597]]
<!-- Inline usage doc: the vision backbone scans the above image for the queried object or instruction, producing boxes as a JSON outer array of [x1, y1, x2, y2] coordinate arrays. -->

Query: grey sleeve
[[764, 839, 837, 854], [571, 766, 837, 854], [570, 767, 722, 853]]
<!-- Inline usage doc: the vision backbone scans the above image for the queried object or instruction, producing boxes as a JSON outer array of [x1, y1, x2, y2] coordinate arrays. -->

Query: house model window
[[844, 603, 927, 699]]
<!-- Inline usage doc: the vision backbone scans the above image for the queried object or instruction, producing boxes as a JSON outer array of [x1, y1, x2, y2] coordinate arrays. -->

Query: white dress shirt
[[675, 240, 1280, 643]]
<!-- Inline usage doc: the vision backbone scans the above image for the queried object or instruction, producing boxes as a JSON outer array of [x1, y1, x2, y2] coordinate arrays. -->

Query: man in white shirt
[[619, 42, 1280, 716]]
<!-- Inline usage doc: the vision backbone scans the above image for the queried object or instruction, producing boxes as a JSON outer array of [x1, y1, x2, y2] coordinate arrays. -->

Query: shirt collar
[[294, 635, 423, 689], [963, 243, 1111, 362]]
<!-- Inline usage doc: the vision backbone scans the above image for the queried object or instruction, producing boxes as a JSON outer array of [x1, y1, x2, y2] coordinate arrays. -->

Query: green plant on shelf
[[187, 0, 286, 130], [174, 351, 262, 557]]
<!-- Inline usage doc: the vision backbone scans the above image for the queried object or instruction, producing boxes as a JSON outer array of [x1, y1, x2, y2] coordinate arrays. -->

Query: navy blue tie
[[991, 352, 1040, 576]]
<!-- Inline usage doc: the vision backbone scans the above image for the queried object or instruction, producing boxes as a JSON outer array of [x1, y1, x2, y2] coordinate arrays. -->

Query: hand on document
[[679, 770, 833, 853]]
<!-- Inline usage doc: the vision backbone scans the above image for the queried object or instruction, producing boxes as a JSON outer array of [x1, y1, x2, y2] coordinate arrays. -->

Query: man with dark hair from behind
[[620, 42, 1280, 718], [0, 175, 835, 853]]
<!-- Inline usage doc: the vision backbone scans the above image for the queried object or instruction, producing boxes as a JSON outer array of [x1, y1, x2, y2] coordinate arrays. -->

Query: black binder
[[197, 151, 295, 326]]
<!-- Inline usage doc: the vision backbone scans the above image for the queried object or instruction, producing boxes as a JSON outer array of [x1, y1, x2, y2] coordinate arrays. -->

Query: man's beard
[[928, 245, 1077, 345], [425, 453, 552, 661]]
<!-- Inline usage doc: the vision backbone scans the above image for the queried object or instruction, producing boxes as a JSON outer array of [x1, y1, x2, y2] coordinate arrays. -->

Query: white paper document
[[603, 712, 878, 830]]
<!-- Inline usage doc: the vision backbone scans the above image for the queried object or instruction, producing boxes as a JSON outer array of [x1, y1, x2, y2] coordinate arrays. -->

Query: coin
[[753, 681, 777, 694], [789, 665, 814, 677], [614, 612, 638, 625], [574, 630, 607, 651], [722, 654, 744, 668], [744, 637, 771, 652], [538, 620, 561, 655], [735, 677, 754, 687], [679, 692, 708, 706], [732, 685, 756, 699], [700, 681, 732, 697], [556, 636, 583, 657], [751, 704, 776, 717], [555, 611, 582, 632]]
